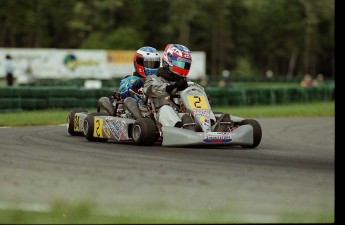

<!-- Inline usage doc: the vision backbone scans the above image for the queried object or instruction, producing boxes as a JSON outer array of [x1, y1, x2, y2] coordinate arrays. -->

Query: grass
[[0, 201, 188, 224], [0, 101, 334, 126], [0, 200, 333, 224], [213, 101, 334, 118]]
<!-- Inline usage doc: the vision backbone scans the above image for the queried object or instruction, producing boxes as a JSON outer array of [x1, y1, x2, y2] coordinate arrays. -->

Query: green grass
[[0, 101, 334, 126], [0, 200, 333, 224], [213, 101, 334, 118], [0, 201, 188, 224]]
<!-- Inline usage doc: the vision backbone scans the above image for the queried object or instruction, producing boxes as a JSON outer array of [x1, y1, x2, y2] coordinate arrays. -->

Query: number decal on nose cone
[[94, 118, 103, 138], [186, 95, 209, 109], [74, 114, 80, 131]]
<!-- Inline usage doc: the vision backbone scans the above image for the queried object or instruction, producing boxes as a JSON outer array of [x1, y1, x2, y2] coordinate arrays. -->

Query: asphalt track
[[0, 117, 335, 223]]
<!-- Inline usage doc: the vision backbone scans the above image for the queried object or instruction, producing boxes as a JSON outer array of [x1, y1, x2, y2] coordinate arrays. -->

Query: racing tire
[[132, 118, 157, 146], [240, 119, 262, 148], [83, 112, 108, 142], [67, 108, 88, 136]]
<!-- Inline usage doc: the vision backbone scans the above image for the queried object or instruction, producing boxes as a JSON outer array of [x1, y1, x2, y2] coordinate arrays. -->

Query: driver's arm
[[143, 75, 170, 97]]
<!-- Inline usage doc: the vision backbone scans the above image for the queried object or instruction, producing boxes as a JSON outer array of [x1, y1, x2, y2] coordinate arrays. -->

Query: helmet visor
[[137, 57, 160, 69], [144, 60, 160, 69], [172, 60, 191, 70]]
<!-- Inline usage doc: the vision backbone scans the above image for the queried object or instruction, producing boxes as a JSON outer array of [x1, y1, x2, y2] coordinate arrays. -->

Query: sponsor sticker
[[103, 127, 111, 138], [192, 109, 210, 117], [203, 132, 232, 143], [104, 117, 128, 140]]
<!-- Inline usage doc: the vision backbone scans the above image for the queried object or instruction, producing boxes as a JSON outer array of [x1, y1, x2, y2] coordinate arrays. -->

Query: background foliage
[[0, 0, 334, 78]]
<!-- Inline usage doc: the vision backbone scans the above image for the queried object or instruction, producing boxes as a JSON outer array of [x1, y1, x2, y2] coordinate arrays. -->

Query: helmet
[[162, 44, 192, 77], [134, 46, 160, 77]]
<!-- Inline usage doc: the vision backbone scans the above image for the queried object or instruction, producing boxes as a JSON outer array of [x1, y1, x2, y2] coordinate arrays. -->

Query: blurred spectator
[[222, 70, 230, 80], [265, 70, 274, 79], [200, 79, 207, 87], [196, 75, 207, 87], [313, 73, 324, 86], [5, 54, 14, 86], [218, 79, 227, 87], [300, 74, 314, 87], [25, 61, 33, 83], [220, 69, 230, 86]]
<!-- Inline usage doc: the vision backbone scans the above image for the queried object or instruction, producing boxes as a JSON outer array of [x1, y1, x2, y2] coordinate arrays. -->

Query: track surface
[[0, 117, 334, 222]]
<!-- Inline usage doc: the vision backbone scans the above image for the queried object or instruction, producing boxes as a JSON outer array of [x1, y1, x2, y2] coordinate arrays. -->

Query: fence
[[206, 85, 334, 106], [0, 85, 334, 112]]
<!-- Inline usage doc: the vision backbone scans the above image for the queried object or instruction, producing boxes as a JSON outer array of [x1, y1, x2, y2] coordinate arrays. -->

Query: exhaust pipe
[[124, 97, 143, 119], [98, 97, 115, 116]]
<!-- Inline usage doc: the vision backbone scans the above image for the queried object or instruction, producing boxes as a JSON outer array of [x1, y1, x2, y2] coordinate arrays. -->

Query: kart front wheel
[[240, 119, 262, 148], [132, 118, 157, 146]]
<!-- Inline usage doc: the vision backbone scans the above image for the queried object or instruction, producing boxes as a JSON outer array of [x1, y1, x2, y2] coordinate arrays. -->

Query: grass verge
[[0, 101, 334, 127], [0, 200, 334, 224]]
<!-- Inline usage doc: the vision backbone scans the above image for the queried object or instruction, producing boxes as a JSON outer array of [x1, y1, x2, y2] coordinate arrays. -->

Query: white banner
[[0, 48, 206, 84]]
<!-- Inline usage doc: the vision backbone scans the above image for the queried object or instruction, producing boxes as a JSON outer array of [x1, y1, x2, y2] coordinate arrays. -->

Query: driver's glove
[[175, 79, 188, 91], [166, 79, 188, 94]]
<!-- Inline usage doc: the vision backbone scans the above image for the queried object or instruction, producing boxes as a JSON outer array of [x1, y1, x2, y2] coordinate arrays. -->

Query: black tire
[[240, 119, 262, 148], [132, 118, 157, 146], [67, 108, 88, 136], [83, 112, 108, 142]]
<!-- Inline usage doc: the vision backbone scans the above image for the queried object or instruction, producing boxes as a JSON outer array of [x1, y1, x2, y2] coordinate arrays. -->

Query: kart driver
[[143, 44, 194, 129], [100, 46, 160, 116], [118, 46, 161, 103], [143, 43, 231, 132]]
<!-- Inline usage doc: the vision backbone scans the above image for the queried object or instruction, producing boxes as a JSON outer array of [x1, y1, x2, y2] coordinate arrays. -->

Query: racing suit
[[101, 72, 144, 117], [118, 72, 144, 103], [143, 67, 190, 127]]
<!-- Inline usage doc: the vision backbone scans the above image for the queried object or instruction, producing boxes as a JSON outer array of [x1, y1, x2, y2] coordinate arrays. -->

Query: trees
[[0, 0, 334, 78]]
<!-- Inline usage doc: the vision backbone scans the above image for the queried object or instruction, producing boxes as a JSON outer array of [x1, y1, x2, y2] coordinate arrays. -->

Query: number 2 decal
[[193, 96, 201, 108], [186, 95, 209, 109], [96, 119, 101, 137], [74, 114, 80, 131], [93, 118, 103, 138]]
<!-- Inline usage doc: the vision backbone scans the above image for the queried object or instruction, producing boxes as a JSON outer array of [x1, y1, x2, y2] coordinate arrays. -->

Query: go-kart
[[67, 82, 262, 148]]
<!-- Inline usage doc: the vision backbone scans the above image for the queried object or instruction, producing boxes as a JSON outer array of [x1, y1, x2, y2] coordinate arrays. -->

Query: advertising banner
[[0, 48, 206, 83]]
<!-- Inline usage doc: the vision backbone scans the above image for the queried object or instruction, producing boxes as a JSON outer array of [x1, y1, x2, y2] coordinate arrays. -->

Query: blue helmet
[[133, 46, 161, 77]]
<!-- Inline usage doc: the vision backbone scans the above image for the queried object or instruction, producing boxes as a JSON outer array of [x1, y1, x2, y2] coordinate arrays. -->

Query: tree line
[[0, 0, 334, 78]]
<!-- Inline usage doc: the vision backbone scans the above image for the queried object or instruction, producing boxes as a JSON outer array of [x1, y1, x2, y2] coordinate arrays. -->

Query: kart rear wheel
[[67, 108, 88, 136], [240, 119, 262, 148], [132, 118, 157, 146], [83, 113, 108, 142]]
